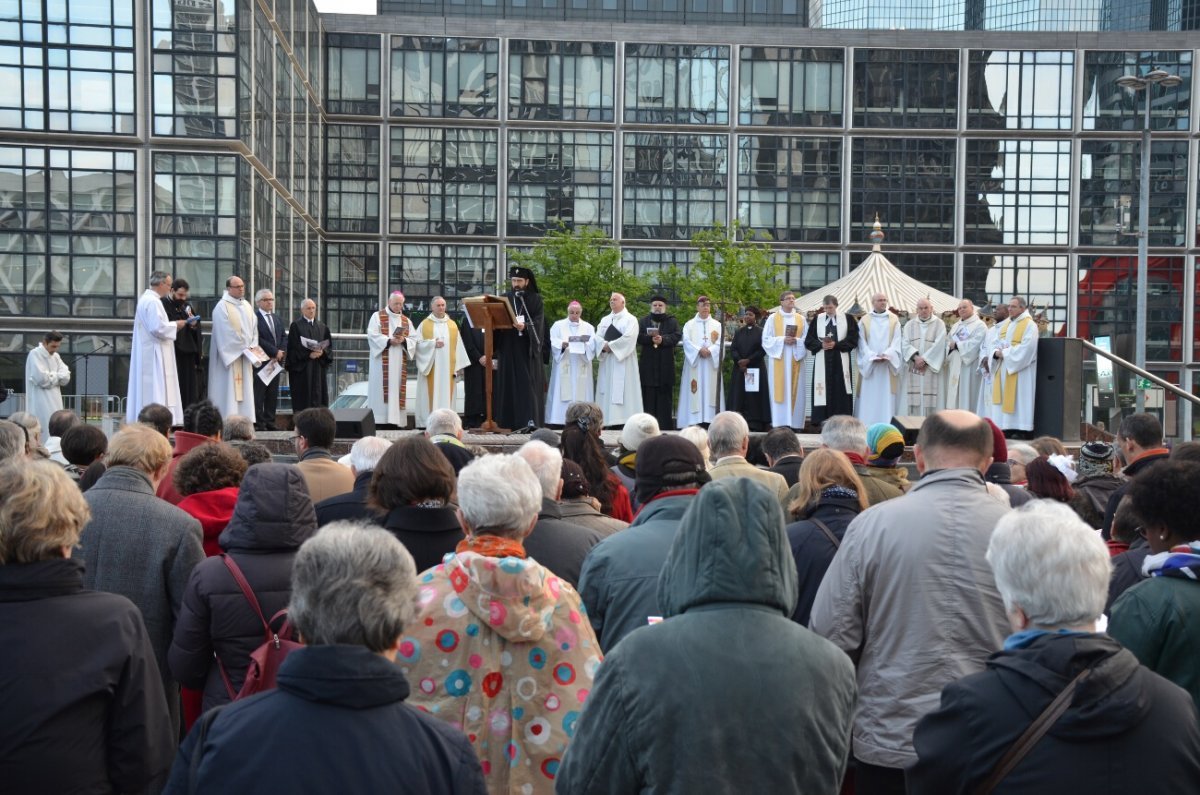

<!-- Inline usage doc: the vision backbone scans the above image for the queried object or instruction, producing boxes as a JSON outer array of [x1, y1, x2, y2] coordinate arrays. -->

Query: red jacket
[[155, 431, 215, 505], [177, 487, 240, 557]]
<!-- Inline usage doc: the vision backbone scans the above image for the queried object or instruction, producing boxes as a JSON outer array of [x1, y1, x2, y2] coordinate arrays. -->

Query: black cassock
[[286, 318, 332, 412], [637, 312, 682, 431], [163, 296, 203, 409], [726, 322, 771, 431], [804, 312, 860, 424], [495, 289, 547, 430], [460, 320, 490, 426]]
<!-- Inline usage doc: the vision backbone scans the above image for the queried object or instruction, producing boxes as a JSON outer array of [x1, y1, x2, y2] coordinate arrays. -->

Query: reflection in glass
[[624, 44, 729, 124], [507, 130, 613, 236], [963, 254, 1068, 335], [853, 49, 958, 129], [851, 137, 956, 245], [390, 37, 499, 119], [389, 127, 497, 235], [964, 139, 1071, 246], [325, 242, 380, 336], [1078, 255, 1183, 362], [388, 244, 498, 312], [967, 50, 1073, 130], [1082, 51, 1191, 131], [737, 135, 840, 242], [508, 40, 615, 121], [739, 47, 843, 126], [622, 133, 727, 240], [1078, 139, 1188, 246], [326, 33, 382, 115], [326, 125, 381, 234]]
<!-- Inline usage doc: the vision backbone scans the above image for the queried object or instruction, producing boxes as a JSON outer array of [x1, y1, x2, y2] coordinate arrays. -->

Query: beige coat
[[709, 456, 790, 506]]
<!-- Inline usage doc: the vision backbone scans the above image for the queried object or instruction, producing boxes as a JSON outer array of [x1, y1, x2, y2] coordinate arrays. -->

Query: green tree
[[507, 225, 652, 325], [687, 222, 787, 318]]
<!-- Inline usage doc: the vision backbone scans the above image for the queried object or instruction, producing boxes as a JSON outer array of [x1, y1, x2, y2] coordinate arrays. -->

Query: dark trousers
[[254, 368, 280, 429], [176, 352, 201, 412], [854, 760, 907, 795], [641, 385, 675, 431]]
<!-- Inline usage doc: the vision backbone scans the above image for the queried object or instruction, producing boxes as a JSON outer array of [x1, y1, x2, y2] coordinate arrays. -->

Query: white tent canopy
[[795, 246, 961, 317]]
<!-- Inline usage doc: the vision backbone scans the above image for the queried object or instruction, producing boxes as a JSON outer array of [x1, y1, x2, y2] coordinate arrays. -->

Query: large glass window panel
[[325, 242, 379, 335], [388, 243, 498, 313], [1078, 255, 1184, 362], [1082, 51, 1191, 131], [964, 139, 1071, 246], [326, 124, 380, 233], [326, 33, 381, 115], [851, 137, 956, 245], [738, 47, 843, 127], [275, 41, 292, 194], [390, 36, 499, 119], [508, 40, 615, 121], [150, 0, 237, 137], [389, 127, 497, 235], [853, 49, 958, 129], [622, 133, 728, 240], [624, 44, 729, 124], [0, 145, 136, 317], [1079, 139, 1189, 247], [963, 254, 1069, 335], [737, 135, 840, 242], [507, 130, 613, 236], [252, 6, 273, 166], [967, 50, 1073, 131], [151, 152, 238, 300]]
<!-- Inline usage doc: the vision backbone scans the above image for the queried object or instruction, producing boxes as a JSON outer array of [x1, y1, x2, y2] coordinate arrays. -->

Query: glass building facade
[[1, 4, 1198, 433]]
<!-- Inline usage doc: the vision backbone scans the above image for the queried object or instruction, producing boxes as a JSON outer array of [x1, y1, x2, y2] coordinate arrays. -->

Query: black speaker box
[[332, 408, 375, 438], [890, 415, 925, 445], [1033, 337, 1082, 441]]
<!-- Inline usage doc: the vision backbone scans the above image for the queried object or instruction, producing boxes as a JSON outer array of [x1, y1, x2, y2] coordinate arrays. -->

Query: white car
[[328, 378, 465, 413]]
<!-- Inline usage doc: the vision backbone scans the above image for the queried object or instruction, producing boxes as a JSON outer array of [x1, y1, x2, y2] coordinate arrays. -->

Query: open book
[[300, 336, 330, 352]]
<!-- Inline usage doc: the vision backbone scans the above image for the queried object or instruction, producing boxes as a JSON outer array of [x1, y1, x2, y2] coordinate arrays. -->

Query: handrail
[[1078, 339, 1200, 408]]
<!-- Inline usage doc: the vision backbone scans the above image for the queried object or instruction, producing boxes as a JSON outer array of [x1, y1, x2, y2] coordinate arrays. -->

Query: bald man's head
[[914, 410, 994, 474]]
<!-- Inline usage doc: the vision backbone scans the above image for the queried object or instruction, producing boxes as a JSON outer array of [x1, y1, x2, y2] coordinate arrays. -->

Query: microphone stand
[[69, 339, 111, 421]]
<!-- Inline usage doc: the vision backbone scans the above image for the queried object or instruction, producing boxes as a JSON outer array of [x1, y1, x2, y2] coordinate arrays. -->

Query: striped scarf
[[1145, 541, 1200, 580], [379, 308, 408, 407]]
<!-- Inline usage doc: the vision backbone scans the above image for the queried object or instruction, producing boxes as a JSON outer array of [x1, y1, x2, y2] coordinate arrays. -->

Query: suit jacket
[[295, 449, 356, 504], [709, 455, 790, 505], [256, 310, 286, 360]]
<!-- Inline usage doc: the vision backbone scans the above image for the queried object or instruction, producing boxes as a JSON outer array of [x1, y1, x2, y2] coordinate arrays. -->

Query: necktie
[[265, 312, 273, 337], [826, 319, 835, 337]]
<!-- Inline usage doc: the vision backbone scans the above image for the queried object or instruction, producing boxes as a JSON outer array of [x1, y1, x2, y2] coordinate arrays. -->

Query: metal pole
[[1135, 87, 1151, 413]]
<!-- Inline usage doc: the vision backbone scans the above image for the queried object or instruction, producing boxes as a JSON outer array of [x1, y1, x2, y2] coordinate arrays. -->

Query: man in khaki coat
[[292, 407, 354, 504], [707, 411, 789, 506]]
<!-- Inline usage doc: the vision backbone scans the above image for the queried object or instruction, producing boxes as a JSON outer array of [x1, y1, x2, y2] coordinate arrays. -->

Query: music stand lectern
[[463, 294, 517, 434]]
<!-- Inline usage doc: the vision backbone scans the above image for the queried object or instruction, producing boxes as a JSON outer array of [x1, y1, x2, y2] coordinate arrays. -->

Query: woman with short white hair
[[399, 453, 602, 795], [909, 501, 1200, 793]]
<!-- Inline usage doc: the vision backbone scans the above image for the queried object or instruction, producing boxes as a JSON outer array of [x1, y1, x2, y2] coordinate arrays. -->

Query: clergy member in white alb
[[25, 330, 71, 441], [414, 296, 469, 428], [856, 292, 903, 427], [126, 271, 185, 425], [546, 301, 595, 425], [762, 290, 808, 429], [899, 298, 947, 417], [976, 303, 1009, 421], [944, 298, 987, 411], [208, 275, 261, 422], [367, 290, 416, 427], [677, 296, 725, 427], [592, 292, 643, 427], [990, 295, 1038, 433]]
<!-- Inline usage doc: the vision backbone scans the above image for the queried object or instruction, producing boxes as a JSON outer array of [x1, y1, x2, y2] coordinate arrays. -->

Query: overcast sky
[[313, 0, 376, 13]]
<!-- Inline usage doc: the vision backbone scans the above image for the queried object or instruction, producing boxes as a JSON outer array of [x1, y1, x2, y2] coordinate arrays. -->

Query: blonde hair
[[678, 425, 711, 468], [106, 423, 172, 475], [788, 448, 868, 518], [0, 460, 91, 564]]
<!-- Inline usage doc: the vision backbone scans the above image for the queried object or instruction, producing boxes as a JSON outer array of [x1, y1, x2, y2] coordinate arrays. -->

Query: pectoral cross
[[816, 383, 825, 397]]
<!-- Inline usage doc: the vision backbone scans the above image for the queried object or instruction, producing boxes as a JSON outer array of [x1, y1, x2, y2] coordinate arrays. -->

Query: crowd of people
[[5, 324, 1200, 792]]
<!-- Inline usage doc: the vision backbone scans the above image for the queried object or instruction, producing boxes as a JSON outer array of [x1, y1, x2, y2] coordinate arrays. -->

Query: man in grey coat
[[810, 409, 1012, 794], [558, 477, 857, 794], [79, 423, 205, 732]]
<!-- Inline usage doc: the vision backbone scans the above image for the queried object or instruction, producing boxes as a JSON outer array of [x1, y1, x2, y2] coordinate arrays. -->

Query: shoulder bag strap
[[220, 553, 270, 634], [809, 517, 841, 549], [973, 667, 1092, 795]]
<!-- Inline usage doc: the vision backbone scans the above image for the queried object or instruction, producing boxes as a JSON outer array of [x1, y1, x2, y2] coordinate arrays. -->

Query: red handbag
[[215, 554, 303, 701]]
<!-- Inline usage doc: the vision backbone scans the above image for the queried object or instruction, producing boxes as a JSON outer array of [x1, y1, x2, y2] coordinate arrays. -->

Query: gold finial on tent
[[869, 213, 885, 251]]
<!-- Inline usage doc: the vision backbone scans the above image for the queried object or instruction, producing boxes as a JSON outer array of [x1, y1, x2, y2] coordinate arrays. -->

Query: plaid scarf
[[1144, 541, 1200, 580]]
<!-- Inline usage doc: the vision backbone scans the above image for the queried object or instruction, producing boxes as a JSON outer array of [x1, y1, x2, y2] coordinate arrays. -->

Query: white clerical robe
[[592, 309, 642, 426], [678, 315, 724, 426], [414, 314, 469, 428], [900, 316, 948, 417], [856, 311, 902, 427], [367, 307, 416, 426], [944, 315, 987, 411], [762, 310, 808, 429], [126, 289, 183, 425], [25, 343, 70, 441], [208, 292, 259, 421], [546, 318, 596, 425], [991, 311, 1038, 431], [976, 323, 1003, 421]]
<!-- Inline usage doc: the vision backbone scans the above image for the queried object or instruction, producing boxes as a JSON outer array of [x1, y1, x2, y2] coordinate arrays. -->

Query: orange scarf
[[456, 534, 527, 559]]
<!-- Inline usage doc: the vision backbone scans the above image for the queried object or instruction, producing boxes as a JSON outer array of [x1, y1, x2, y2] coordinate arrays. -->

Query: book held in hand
[[300, 336, 330, 352], [603, 322, 623, 342], [243, 346, 268, 365]]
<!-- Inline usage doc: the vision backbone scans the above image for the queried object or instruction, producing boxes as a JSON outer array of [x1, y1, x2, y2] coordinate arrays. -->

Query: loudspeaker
[[890, 415, 925, 445], [1033, 337, 1082, 441], [332, 408, 375, 438]]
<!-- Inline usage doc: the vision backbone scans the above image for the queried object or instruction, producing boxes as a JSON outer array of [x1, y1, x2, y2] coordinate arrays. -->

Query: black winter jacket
[[785, 495, 862, 626], [0, 558, 175, 794], [165, 645, 486, 794], [169, 464, 318, 711], [381, 504, 463, 573], [909, 632, 1200, 793]]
